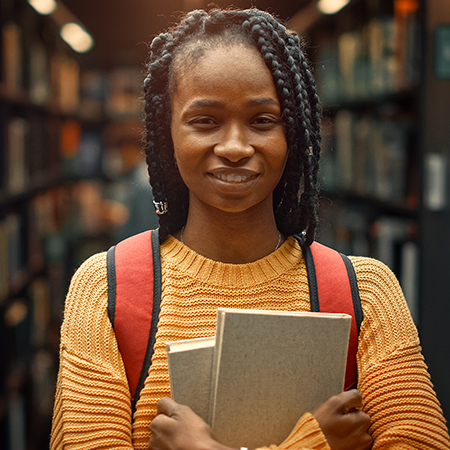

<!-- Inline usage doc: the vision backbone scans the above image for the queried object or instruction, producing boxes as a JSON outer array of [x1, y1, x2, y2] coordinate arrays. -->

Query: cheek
[[172, 139, 200, 187], [172, 132, 194, 160], [171, 126, 191, 172]]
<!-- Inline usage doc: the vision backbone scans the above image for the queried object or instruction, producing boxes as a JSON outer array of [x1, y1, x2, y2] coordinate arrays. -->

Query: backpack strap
[[107, 229, 161, 413], [300, 239, 363, 390]]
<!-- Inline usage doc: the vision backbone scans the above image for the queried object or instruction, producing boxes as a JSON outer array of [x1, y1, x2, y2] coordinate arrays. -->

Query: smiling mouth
[[212, 173, 256, 183]]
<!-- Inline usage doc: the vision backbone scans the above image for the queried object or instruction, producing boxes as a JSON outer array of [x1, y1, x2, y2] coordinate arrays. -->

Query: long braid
[[144, 11, 207, 241], [143, 7, 322, 245], [296, 53, 322, 246], [242, 17, 304, 235], [270, 23, 322, 245], [282, 31, 322, 245], [242, 13, 321, 243]]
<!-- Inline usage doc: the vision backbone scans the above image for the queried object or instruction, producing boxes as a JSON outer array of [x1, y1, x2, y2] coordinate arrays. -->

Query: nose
[[214, 123, 254, 162]]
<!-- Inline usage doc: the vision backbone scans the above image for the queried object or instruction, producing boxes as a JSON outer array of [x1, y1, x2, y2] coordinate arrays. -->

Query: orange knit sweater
[[50, 236, 450, 449]]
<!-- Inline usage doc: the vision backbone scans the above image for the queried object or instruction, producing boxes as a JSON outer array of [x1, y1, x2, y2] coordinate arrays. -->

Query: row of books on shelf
[[0, 190, 62, 303], [1, 21, 80, 114], [0, 180, 131, 304], [1, 21, 143, 118], [318, 202, 419, 322], [320, 109, 416, 207], [2, 277, 57, 366], [0, 109, 147, 200], [316, 12, 420, 104], [0, 273, 61, 449], [0, 114, 110, 197], [1, 113, 59, 196]]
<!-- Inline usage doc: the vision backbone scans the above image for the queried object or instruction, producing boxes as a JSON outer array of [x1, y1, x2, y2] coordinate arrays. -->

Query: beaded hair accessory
[[153, 200, 168, 215]]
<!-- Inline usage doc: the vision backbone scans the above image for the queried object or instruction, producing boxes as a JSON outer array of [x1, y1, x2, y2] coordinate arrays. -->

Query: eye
[[254, 117, 275, 124], [252, 115, 281, 129], [188, 116, 219, 130]]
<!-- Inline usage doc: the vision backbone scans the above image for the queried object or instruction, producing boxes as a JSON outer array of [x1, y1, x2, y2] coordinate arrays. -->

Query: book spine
[[208, 310, 226, 427]]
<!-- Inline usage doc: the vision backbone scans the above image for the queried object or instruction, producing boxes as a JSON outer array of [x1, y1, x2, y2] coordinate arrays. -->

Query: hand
[[149, 397, 228, 450], [312, 389, 372, 450]]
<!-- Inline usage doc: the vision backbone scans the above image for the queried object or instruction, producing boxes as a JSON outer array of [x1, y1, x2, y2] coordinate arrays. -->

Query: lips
[[215, 173, 248, 182], [209, 169, 258, 184]]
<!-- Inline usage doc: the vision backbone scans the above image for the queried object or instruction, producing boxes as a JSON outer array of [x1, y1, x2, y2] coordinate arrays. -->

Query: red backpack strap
[[298, 239, 363, 391], [106, 229, 162, 413]]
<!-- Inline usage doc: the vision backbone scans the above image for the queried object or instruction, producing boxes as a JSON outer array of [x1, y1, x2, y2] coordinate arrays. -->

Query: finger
[[149, 411, 173, 433], [361, 431, 373, 450], [148, 434, 160, 450], [344, 410, 371, 432], [156, 397, 178, 416], [357, 411, 371, 431], [341, 389, 363, 413]]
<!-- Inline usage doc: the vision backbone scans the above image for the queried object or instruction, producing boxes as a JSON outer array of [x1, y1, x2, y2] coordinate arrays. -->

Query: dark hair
[[143, 7, 322, 246]]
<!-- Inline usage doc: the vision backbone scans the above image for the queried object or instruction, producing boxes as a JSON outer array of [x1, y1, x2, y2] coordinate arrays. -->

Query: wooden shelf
[[321, 88, 419, 115]]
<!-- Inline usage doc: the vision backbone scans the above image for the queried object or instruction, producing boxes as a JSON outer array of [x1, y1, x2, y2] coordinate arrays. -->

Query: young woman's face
[[171, 44, 288, 216]]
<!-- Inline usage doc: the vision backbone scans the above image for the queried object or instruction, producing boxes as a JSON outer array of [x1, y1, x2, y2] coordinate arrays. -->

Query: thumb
[[341, 389, 363, 413], [156, 397, 178, 416]]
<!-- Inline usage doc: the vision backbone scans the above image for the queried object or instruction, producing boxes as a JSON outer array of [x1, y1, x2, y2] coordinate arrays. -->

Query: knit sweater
[[50, 235, 450, 450]]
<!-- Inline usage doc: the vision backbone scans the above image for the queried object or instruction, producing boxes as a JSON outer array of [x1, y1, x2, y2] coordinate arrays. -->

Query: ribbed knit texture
[[50, 236, 450, 450]]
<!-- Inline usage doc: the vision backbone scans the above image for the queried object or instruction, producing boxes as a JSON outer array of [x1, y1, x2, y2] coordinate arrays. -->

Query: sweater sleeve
[[351, 256, 450, 449], [255, 413, 331, 450], [50, 252, 134, 450]]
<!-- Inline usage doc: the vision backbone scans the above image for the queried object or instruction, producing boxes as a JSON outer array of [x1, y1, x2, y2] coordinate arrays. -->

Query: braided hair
[[143, 7, 322, 246]]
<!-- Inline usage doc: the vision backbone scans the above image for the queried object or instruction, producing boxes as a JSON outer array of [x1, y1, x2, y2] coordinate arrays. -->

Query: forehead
[[171, 44, 278, 104]]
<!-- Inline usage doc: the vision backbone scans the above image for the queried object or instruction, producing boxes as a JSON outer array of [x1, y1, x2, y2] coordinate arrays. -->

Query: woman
[[50, 8, 450, 450]]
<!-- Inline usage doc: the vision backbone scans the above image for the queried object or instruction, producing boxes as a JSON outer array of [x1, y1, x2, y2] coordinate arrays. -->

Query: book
[[7, 392, 27, 450], [6, 213, 24, 286], [78, 131, 103, 178], [6, 116, 29, 194], [372, 119, 409, 202], [27, 114, 51, 186], [209, 308, 351, 449], [29, 41, 51, 106], [106, 67, 143, 118], [50, 53, 80, 114], [79, 69, 108, 120], [1, 22, 22, 91], [166, 336, 215, 423], [0, 217, 9, 302], [60, 119, 82, 178], [334, 109, 355, 192], [400, 240, 419, 323], [166, 309, 351, 449]]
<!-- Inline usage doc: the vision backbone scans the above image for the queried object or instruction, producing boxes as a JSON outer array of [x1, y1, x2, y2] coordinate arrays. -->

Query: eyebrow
[[187, 97, 279, 110]]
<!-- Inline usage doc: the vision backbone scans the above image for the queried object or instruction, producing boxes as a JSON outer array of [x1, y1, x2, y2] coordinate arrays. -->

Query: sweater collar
[[160, 235, 303, 288]]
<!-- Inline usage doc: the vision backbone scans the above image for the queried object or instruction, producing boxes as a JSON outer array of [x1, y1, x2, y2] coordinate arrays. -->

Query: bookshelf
[[0, 2, 156, 448], [308, 0, 421, 318], [417, 0, 450, 423], [305, 0, 450, 419]]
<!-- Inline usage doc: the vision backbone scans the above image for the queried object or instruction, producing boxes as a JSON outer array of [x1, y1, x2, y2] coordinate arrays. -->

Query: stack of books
[[167, 308, 351, 449]]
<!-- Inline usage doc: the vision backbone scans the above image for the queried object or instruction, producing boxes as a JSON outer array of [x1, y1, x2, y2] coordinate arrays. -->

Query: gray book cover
[[166, 336, 215, 423], [209, 308, 351, 449]]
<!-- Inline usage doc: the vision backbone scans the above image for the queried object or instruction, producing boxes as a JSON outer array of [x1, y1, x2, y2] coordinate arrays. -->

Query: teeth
[[218, 174, 248, 182]]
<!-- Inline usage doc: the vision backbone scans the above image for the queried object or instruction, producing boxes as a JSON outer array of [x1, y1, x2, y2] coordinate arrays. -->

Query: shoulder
[[348, 255, 419, 356], [66, 252, 108, 303], [349, 255, 401, 291], [61, 252, 109, 345], [348, 254, 406, 311]]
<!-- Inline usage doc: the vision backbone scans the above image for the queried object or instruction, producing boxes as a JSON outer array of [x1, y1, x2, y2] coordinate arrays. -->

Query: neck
[[178, 199, 284, 264]]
